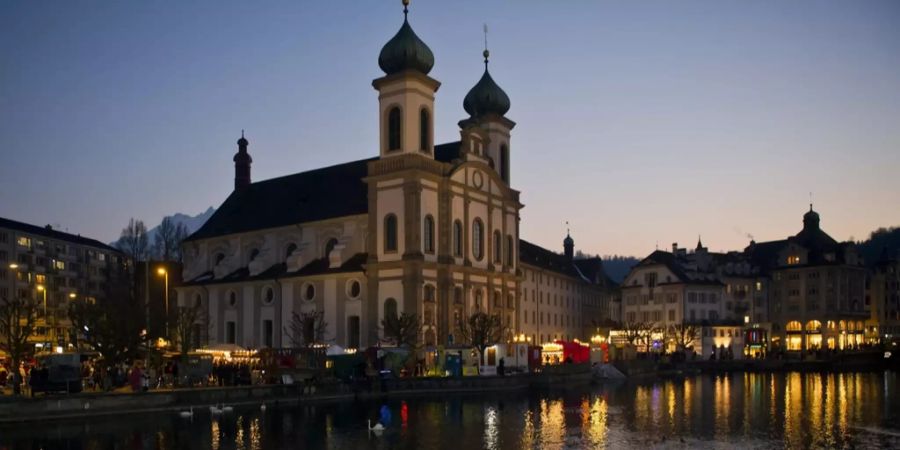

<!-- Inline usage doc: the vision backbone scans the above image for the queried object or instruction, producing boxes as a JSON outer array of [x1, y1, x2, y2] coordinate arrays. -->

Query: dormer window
[[787, 255, 800, 265]]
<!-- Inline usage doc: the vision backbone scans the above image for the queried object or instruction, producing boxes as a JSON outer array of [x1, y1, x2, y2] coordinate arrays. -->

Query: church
[[176, 2, 612, 350]]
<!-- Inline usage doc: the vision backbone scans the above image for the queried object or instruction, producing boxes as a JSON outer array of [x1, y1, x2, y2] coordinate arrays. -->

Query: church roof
[[183, 253, 368, 286], [185, 158, 376, 242], [519, 239, 582, 279], [434, 141, 462, 163]]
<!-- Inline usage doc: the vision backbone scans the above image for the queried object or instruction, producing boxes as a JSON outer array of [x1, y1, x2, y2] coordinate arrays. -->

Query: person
[[498, 357, 505, 376], [129, 363, 143, 392]]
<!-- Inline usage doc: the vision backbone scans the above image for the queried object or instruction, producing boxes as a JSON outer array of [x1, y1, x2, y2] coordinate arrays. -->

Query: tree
[[117, 218, 149, 263], [621, 320, 653, 349], [172, 222, 189, 262], [153, 216, 177, 261], [68, 299, 145, 367], [381, 312, 419, 348], [173, 304, 207, 356], [669, 323, 700, 351], [286, 310, 329, 348], [0, 296, 38, 395], [456, 312, 505, 361]]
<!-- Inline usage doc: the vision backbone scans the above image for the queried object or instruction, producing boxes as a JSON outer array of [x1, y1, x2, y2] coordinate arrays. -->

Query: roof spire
[[809, 191, 813, 211], [402, 0, 409, 18], [483, 23, 490, 68]]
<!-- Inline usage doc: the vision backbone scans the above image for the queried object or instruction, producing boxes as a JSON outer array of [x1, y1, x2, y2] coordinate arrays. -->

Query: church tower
[[461, 42, 515, 185], [233, 131, 251, 191], [373, 0, 440, 158]]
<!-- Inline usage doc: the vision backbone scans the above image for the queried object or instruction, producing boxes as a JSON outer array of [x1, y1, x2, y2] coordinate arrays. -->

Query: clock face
[[472, 170, 484, 189]]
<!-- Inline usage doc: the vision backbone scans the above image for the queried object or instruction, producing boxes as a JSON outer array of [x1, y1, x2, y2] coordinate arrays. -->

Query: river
[[1, 371, 898, 449]]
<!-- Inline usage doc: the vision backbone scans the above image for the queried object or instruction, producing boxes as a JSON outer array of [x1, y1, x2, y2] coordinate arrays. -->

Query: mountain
[[147, 207, 216, 240]]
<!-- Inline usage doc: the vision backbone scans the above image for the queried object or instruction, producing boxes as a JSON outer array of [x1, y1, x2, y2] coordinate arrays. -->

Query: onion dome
[[463, 50, 510, 118], [378, 3, 434, 75], [803, 204, 820, 230], [234, 130, 251, 163], [564, 232, 574, 248]]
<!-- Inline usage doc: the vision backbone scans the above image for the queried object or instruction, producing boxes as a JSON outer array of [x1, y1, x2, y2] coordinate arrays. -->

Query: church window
[[325, 238, 338, 258], [494, 291, 501, 307], [387, 107, 401, 151], [454, 287, 463, 304], [500, 144, 510, 183], [384, 214, 398, 253], [472, 219, 484, 260], [194, 294, 202, 308], [347, 280, 361, 299], [453, 220, 463, 257], [419, 108, 430, 152], [423, 215, 435, 254], [263, 287, 274, 305], [249, 248, 260, 262], [493, 230, 502, 264], [302, 283, 315, 301], [506, 235, 514, 266], [285, 243, 297, 260], [384, 298, 398, 321], [215, 253, 225, 266], [227, 291, 237, 307], [474, 289, 483, 310], [424, 285, 436, 303]]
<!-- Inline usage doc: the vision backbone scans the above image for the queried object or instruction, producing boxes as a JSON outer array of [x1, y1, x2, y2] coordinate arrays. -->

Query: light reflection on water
[[0, 371, 898, 449]]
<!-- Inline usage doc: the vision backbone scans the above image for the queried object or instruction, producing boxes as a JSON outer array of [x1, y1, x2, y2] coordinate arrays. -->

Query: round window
[[303, 283, 316, 301], [347, 280, 361, 299], [227, 291, 237, 307], [263, 287, 275, 304]]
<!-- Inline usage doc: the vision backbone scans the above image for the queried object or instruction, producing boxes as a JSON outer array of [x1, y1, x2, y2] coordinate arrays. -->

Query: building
[[746, 206, 867, 352], [517, 233, 613, 345], [0, 216, 127, 350], [176, 4, 613, 351], [133, 260, 183, 342], [868, 249, 900, 345]]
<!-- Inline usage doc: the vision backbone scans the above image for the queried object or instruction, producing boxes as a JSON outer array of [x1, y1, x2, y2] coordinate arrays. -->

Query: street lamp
[[9, 263, 18, 269], [157, 267, 169, 334], [36, 285, 47, 317]]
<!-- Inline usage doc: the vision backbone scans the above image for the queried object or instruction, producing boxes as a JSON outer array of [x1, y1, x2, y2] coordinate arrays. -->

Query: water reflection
[[0, 372, 898, 449]]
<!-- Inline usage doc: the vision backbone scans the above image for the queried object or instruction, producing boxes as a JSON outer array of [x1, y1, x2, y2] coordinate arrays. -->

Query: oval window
[[227, 291, 237, 307], [347, 280, 361, 299], [263, 287, 275, 304], [303, 283, 316, 301]]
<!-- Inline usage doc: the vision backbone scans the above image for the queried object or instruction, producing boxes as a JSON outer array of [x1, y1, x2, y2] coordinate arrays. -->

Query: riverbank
[[0, 367, 592, 423]]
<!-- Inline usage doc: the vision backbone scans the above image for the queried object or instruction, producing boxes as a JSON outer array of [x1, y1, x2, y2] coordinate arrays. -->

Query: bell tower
[[373, 0, 440, 158]]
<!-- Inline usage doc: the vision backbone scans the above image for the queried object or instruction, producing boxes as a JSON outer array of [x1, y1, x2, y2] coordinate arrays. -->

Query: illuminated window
[[756, 281, 762, 291], [54, 260, 65, 270], [16, 237, 31, 248], [787, 255, 800, 265]]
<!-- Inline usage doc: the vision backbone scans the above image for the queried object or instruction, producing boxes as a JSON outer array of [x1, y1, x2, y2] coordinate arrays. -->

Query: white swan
[[260, 403, 267, 412], [368, 419, 385, 433], [209, 404, 223, 415], [179, 407, 194, 419], [222, 404, 234, 413]]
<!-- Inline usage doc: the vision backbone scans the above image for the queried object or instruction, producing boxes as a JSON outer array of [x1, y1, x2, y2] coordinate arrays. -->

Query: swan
[[260, 403, 267, 412], [222, 405, 234, 413], [368, 419, 385, 433], [179, 407, 194, 419], [209, 404, 223, 415]]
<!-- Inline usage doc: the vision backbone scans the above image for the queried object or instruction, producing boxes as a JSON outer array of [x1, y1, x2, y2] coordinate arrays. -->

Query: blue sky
[[1, 1, 898, 256]]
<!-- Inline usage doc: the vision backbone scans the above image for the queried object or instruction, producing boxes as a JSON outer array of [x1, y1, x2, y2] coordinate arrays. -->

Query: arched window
[[506, 235, 514, 266], [474, 289, 483, 310], [454, 287, 463, 304], [493, 230, 502, 264], [387, 107, 401, 151], [419, 108, 430, 152], [786, 320, 802, 332], [424, 285, 435, 303], [249, 248, 260, 262], [384, 214, 398, 252], [493, 291, 501, 307], [500, 144, 510, 183], [453, 220, 463, 257], [325, 238, 338, 258], [423, 215, 435, 254], [285, 243, 297, 260], [215, 253, 225, 266], [472, 219, 484, 260], [384, 298, 398, 321]]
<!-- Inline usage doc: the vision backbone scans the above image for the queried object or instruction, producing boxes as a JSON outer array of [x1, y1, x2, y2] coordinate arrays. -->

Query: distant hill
[[574, 251, 639, 283], [857, 226, 900, 267]]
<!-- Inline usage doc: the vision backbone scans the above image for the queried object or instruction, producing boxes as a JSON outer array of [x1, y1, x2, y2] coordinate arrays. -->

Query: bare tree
[[68, 298, 144, 367], [172, 222, 189, 262], [669, 323, 700, 351], [173, 303, 207, 356], [153, 216, 177, 261], [381, 312, 419, 348], [286, 310, 329, 348], [0, 296, 38, 395], [117, 218, 149, 263], [456, 312, 505, 361], [621, 320, 653, 350]]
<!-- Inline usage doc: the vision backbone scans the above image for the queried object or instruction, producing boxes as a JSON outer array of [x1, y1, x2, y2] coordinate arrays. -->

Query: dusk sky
[[2, 1, 898, 257]]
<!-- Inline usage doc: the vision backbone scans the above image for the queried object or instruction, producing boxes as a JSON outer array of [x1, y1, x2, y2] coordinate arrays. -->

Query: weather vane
[[483, 24, 490, 65]]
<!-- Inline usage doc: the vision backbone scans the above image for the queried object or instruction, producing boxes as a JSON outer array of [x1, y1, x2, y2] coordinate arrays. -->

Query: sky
[[1, 1, 898, 257]]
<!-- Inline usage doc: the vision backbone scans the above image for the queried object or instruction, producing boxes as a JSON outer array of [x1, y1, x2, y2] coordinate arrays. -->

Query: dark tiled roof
[[183, 253, 368, 286], [0, 216, 121, 253], [434, 141, 462, 163], [573, 258, 605, 284], [630, 250, 723, 286], [518, 239, 581, 279], [185, 158, 376, 242]]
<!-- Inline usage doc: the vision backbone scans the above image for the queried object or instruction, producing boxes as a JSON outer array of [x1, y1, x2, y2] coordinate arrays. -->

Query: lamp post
[[36, 284, 49, 345], [157, 267, 168, 336]]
